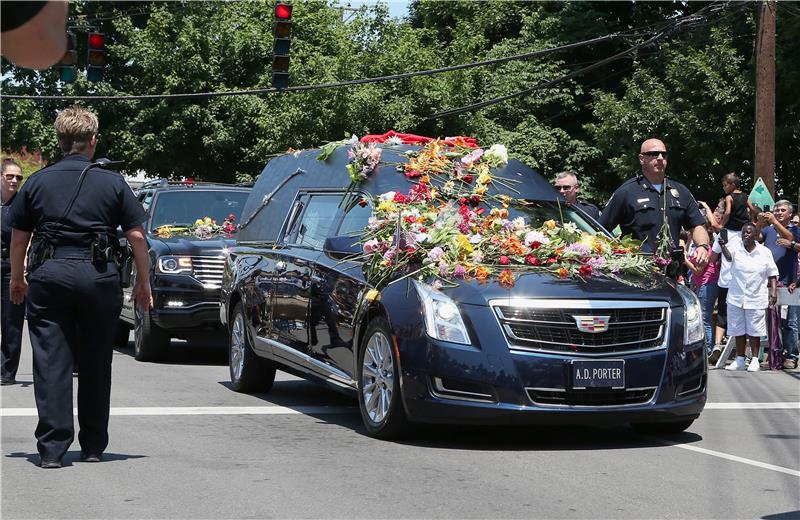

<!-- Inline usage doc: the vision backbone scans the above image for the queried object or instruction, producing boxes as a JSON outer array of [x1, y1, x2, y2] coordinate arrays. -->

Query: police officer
[[1, 158, 26, 385], [8, 107, 152, 468], [553, 170, 600, 220], [599, 138, 710, 268]]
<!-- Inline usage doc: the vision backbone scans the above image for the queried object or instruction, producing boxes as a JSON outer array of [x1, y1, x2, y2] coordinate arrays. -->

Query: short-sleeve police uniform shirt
[[9, 154, 146, 246], [574, 199, 600, 220], [599, 175, 705, 253]]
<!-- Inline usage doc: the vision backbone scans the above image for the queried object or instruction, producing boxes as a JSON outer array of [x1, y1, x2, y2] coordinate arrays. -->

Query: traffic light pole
[[754, 0, 776, 197]]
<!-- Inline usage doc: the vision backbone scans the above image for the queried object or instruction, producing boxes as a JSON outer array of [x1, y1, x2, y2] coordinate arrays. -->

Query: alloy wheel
[[361, 331, 394, 424], [230, 312, 246, 382]]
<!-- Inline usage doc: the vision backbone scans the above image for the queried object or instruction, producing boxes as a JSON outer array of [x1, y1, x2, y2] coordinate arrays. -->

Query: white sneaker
[[747, 357, 761, 372], [725, 358, 747, 371]]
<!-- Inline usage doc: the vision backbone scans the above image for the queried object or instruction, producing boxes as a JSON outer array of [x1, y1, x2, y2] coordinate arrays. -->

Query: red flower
[[393, 192, 409, 203], [358, 198, 368, 207], [525, 255, 540, 266], [579, 264, 592, 277], [499, 255, 509, 265], [476, 208, 485, 215], [462, 174, 474, 184], [458, 197, 468, 206], [228, 213, 236, 221], [470, 195, 481, 204], [405, 169, 422, 178], [530, 241, 541, 250], [404, 215, 416, 224], [546, 257, 558, 264]]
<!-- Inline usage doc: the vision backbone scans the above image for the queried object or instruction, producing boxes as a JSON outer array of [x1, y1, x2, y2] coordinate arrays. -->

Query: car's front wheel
[[357, 317, 408, 439], [133, 307, 169, 362], [229, 302, 275, 393], [632, 419, 694, 435]]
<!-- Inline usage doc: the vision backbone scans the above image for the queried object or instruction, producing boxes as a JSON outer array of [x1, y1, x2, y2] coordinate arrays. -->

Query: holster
[[26, 240, 54, 272]]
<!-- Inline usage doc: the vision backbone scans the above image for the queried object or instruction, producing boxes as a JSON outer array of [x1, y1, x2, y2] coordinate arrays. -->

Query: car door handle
[[275, 261, 287, 273]]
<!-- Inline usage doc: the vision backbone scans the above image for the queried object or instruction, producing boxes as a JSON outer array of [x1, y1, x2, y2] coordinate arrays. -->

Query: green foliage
[[0, 0, 796, 208]]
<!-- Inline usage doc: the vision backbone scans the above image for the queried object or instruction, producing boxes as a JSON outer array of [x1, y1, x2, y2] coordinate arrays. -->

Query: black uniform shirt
[[9, 154, 146, 246], [574, 199, 600, 221], [599, 175, 704, 253], [1, 193, 18, 250]]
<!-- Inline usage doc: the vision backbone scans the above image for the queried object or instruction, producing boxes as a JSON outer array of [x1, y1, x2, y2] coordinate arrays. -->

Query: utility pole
[[754, 0, 776, 197]]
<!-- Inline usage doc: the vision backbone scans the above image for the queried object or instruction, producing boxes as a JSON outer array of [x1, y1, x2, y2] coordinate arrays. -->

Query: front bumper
[[150, 275, 224, 331]]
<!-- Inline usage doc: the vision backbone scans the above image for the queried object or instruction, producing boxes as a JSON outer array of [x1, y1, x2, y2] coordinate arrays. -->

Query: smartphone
[[763, 205, 771, 213], [720, 228, 728, 242]]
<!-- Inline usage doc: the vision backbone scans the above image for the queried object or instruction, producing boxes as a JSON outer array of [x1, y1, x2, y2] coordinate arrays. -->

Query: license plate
[[571, 360, 625, 389]]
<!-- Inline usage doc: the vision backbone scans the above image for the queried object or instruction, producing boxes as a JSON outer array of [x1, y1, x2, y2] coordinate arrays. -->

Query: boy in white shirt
[[718, 223, 779, 371]]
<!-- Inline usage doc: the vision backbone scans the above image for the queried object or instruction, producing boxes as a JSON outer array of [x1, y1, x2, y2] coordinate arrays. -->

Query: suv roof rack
[[138, 179, 249, 189]]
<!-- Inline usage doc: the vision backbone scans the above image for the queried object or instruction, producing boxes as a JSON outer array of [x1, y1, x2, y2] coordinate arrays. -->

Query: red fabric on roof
[[360, 130, 478, 148]]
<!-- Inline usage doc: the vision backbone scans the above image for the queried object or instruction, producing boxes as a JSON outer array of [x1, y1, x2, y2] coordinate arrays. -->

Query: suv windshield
[[150, 190, 250, 231]]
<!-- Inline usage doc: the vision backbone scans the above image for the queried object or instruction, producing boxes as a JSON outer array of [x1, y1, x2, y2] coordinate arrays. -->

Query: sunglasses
[[3, 174, 23, 181], [641, 150, 669, 159], [554, 185, 575, 191]]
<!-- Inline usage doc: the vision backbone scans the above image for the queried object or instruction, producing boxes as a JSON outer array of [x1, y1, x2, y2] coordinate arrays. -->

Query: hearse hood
[[150, 235, 237, 256], [442, 271, 680, 307]]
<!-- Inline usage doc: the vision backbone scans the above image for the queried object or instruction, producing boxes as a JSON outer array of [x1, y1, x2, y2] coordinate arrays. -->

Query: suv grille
[[527, 388, 656, 407], [491, 300, 668, 356], [191, 256, 225, 288]]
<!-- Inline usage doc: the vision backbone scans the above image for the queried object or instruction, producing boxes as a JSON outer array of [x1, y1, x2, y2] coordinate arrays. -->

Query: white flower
[[385, 135, 403, 146], [468, 233, 483, 244], [415, 232, 431, 243], [524, 230, 549, 246], [347, 134, 359, 144], [470, 250, 484, 263], [563, 222, 578, 233], [512, 217, 526, 231], [484, 144, 509, 165], [379, 191, 397, 201], [367, 217, 383, 230]]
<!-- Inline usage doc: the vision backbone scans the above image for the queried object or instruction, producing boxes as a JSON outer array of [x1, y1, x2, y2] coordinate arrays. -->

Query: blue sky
[[343, 0, 411, 19]]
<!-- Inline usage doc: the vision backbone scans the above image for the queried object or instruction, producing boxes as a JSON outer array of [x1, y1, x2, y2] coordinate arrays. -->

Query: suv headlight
[[156, 256, 193, 274], [676, 284, 704, 346], [413, 280, 471, 345]]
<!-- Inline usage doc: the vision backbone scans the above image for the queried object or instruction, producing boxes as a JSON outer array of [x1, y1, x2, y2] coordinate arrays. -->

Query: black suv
[[220, 144, 706, 438], [118, 180, 252, 361]]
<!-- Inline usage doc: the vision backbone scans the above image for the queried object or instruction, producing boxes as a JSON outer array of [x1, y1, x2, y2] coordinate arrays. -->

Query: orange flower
[[498, 269, 515, 288], [475, 266, 491, 282], [420, 174, 431, 184], [502, 237, 526, 256], [557, 267, 569, 278]]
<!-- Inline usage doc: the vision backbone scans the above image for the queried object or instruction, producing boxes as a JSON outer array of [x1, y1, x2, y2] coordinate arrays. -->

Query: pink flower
[[363, 239, 380, 254], [428, 247, 445, 262], [460, 148, 484, 165], [499, 255, 509, 265], [453, 264, 467, 278]]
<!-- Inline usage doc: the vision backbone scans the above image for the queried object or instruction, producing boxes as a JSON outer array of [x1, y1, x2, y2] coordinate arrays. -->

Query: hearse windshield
[[149, 190, 250, 231]]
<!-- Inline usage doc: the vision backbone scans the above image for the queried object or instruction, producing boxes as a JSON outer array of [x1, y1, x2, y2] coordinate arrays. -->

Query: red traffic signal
[[88, 32, 105, 49], [87, 32, 107, 82], [275, 2, 292, 20]]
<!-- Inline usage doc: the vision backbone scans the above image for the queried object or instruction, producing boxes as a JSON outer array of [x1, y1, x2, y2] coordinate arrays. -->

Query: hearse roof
[[238, 144, 561, 242]]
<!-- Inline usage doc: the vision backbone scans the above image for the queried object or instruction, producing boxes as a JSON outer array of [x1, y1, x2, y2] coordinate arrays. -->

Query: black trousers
[[26, 259, 122, 461], [1, 259, 26, 381]]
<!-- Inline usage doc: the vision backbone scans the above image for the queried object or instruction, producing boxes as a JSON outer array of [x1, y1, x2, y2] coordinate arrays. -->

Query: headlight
[[413, 280, 471, 345], [676, 284, 704, 346], [156, 256, 193, 274]]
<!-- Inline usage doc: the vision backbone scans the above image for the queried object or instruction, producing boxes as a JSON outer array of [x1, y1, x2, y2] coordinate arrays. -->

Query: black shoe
[[79, 452, 103, 463], [0, 377, 16, 385], [40, 458, 62, 469]]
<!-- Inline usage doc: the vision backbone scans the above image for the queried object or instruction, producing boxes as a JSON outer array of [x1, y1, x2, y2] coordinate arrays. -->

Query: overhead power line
[[422, 1, 749, 121], [1, 31, 647, 102]]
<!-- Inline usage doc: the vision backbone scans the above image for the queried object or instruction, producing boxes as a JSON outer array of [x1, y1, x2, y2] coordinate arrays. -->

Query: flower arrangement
[[154, 214, 237, 239], [342, 139, 656, 290]]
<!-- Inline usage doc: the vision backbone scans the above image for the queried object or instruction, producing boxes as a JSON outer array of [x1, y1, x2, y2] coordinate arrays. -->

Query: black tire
[[632, 419, 694, 435], [229, 302, 276, 393], [114, 321, 131, 349], [133, 307, 170, 362], [357, 317, 409, 439]]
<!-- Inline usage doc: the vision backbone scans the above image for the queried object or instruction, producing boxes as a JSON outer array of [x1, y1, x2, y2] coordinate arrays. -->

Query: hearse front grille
[[491, 300, 669, 356], [527, 387, 656, 407]]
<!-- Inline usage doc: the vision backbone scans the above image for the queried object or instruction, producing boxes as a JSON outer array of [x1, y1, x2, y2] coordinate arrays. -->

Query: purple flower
[[453, 264, 467, 278], [587, 256, 606, 269], [383, 249, 395, 261], [439, 261, 449, 277], [428, 247, 445, 262], [363, 239, 380, 254], [565, 243, 591, 256]]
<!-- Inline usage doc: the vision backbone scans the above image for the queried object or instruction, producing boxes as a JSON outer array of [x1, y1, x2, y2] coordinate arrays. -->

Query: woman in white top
[[719, 223, 778, 371]]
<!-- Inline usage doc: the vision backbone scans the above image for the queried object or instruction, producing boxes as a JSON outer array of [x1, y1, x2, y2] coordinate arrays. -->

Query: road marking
[[663, 442, 800, 478], [0, 405, 357, 417], [2, 402, 797, 417], [705, 402, 800, 409]]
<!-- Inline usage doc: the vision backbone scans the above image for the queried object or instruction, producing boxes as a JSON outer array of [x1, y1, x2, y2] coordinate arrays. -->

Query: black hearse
[[220, 144, 706, 438], [118, 181, 251, 361]]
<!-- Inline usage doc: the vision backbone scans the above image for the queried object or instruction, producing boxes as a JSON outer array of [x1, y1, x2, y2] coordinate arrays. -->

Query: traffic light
[[272, 2, 292, 89], [57, 32, 77, 82], [86, 32, 106, 82]]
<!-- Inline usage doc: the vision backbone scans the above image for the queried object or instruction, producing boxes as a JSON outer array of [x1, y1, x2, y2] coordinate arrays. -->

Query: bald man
[[600, 138, 709, 267]]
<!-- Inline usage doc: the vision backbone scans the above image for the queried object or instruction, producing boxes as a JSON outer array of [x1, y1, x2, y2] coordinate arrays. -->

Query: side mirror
[[323, 236, 361, 258]]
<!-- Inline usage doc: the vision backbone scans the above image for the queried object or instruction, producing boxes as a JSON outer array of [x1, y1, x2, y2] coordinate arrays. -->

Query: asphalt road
[[2, 324, 799, 519]]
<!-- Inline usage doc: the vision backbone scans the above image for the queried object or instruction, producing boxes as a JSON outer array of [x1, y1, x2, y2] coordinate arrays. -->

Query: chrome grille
[[191, 256, 225, 288], [527, 387, 656, 407], [491, 300, 669, 356]]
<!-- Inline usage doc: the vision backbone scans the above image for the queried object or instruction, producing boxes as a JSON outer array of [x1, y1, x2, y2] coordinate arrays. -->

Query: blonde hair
[[54, 106, 99, 154]]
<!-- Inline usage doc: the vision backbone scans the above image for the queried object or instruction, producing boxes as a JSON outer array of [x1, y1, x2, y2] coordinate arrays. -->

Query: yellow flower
[[477, 172, 492, 185], [544, 219, 557, 229], [454, 234, 474, 253], [365, 289, 381, 302], [377, 200, 396, 213], [474, 185, 488, 195], [194, 219, 204, 226]]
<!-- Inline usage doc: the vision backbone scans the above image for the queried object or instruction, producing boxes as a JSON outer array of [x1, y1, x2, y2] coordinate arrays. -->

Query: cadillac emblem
[[573, 315, 610, 333]]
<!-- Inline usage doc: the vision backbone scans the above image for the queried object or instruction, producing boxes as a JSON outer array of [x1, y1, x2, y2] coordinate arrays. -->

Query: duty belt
[[50, 246, 94, 260]]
